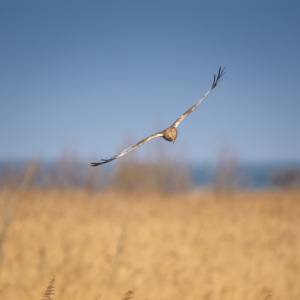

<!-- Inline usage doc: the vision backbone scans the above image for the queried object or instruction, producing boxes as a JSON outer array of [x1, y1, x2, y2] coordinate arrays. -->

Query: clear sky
[[1, 0, 300, 164]]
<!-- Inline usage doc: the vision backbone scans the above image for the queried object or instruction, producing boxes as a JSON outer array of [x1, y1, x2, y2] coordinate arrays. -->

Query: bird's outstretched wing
[[172, 67, 225, 128], [91, 131, 164, 166]]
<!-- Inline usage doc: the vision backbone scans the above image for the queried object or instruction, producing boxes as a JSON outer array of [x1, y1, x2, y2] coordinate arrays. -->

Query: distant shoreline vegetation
[[0, 159, 300, 191]]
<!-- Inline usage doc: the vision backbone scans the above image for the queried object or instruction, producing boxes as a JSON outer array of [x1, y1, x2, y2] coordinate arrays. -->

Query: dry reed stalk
[[121, 290, 134, 300], [0, 165, 35, 269], [262, 288, 273, 300], [38, 246, 46, 278], [109, 225, 127, 287], [42, 278, 55, 300]]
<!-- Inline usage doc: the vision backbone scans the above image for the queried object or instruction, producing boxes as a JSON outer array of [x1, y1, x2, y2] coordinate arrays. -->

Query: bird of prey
[[91, 67, 225, 167]]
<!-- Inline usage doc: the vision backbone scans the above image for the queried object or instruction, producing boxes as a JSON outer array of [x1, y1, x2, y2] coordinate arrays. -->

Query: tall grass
[[0, 188, 299, 300], [0, 165, 35, 269]]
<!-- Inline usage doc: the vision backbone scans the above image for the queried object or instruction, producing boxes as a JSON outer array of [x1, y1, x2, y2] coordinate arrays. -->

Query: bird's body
[[91, 67, 225, 167], [162, 127, 177, 142]]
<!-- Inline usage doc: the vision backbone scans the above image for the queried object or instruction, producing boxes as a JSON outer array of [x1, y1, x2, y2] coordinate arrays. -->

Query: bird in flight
[[91, 67, 225, 167]]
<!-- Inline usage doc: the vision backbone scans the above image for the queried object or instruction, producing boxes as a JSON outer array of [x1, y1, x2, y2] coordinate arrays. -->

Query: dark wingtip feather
[[91, 162, 104, 167], [211, 66, 225, 89], [91, 159, 112, 167]]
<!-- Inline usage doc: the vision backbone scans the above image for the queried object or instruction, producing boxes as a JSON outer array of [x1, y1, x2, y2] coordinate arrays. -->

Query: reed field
[[0, 186, 300, 300]]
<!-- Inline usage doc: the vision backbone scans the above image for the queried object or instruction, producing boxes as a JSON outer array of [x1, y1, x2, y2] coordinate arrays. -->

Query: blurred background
[[1, 2, 300, 299], [1, 0, 300, 191]]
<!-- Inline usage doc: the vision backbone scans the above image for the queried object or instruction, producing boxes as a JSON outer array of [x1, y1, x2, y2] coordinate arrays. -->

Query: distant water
[[1, 160, 300, 189], [190, 162, 300, 189]]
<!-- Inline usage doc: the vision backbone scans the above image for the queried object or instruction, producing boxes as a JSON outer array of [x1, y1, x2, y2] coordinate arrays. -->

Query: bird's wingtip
[[90, 159, 111, 167], [211, 66, 225, 89]]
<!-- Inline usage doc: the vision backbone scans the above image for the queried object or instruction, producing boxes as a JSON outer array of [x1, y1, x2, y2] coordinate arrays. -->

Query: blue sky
[[1, 0, 299, 164]]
